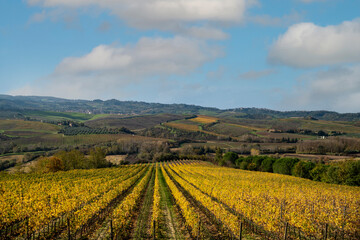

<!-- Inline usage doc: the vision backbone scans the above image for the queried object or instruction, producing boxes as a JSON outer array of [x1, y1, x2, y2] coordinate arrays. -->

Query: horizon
[[1, 1, 360, 112], [2, 93, 360, 114]]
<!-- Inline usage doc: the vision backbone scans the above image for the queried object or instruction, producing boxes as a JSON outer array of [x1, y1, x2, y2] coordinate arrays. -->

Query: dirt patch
[[164, 201, 177, 239], [0, 154, 24, 163], [6, 158, 39, 173], [106, 155, 128, 165]]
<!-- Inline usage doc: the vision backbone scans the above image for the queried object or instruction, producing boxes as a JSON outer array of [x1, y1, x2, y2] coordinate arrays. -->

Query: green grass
[[23, 110, 99, 122], [132, 168, 155, 239], [158, 166, 186, 240]]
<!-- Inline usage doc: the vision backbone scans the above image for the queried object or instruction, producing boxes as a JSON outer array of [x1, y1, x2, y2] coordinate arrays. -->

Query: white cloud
[[28, 0, 249, 23], [268, 19, 360, 68], [11, 36, 222, 99], [238, 69, 276, 80], [282, 65, 360, 112], [27, 0, 255, 38]]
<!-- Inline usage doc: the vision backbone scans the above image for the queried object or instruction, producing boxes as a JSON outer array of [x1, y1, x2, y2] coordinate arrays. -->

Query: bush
[[260, 157, 275, 172], [239, 161, 248, 170], [46, 157, 64, 172], [0, 159, 17, 171], [55, 150, 86, 170], [292, 161, 316, 179], [88, 147, 110, 168], [223, 152, 238, 164], [310, 164, 329, 181], [250, 156, 265, 170], [247, 163, 257, 171], [319, 161, 360, 186], [35, 156, 64, 173], [343, 161, 360, 186], [273, 158, 299, 175]]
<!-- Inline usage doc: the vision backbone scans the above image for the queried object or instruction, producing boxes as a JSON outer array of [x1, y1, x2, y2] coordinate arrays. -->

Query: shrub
[[250, 156, 265, 170], [239, 161, 248, 170], [223, 152, 238, 164], [310, 164, 329, 181], [247, 163, 257, 171], [292, 161, 316, 179], [273, 158, 299, 175], [260, 158, 275, 172], [343, 161, 360, 186], [46, 157, 64, 172]]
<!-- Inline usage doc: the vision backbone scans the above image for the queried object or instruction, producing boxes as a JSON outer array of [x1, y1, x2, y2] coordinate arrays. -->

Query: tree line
[[215, 152, 360, 186], [34, 148, 111, 173]]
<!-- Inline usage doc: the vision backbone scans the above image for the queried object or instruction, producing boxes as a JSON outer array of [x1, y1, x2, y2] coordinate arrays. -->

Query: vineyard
[[0, 161, 359, 239]]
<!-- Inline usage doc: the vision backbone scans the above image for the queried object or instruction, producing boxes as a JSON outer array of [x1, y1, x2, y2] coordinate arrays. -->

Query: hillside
[[1, 94, 360, 121]]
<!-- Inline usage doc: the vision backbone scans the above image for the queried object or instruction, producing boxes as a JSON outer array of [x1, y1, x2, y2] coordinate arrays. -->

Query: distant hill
[[0, 94, 220, 115], [1, 94, 360, 121]]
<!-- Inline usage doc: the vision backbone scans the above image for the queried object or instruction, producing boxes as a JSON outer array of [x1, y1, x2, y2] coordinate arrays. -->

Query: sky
[[1, 0, 360, 112]]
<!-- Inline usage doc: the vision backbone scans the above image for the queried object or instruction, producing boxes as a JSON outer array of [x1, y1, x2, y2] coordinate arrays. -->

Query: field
[[0, 119, 169, 158], [189, 115, 219, 124], [85, 114, 184, 130], [1, 161, 359, 240]]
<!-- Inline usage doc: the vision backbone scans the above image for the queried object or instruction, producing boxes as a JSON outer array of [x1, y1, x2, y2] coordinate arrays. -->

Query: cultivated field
[[189, 115, 219, 124], [0, 161, 359, 240]]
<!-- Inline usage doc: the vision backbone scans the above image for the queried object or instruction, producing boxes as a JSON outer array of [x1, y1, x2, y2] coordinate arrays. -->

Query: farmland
[[0, 161, 359, 239]]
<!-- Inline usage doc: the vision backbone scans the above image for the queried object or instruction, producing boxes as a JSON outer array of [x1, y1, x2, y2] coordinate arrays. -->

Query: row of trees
[[35, 148, 111, 173], [297, 137, 360, 154], [217, 153, 360, 186]]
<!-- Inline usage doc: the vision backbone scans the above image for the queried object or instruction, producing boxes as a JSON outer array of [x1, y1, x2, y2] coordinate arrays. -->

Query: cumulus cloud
[[282, 65, 360, 112], [268, 19, 360, 68], [11, 36, 222, 99], [27, 0, 256, 39], [238, 69, 276, 80]]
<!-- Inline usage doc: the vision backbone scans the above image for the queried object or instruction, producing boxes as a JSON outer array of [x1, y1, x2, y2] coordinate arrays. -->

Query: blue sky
[[1, 0, 360, 112]]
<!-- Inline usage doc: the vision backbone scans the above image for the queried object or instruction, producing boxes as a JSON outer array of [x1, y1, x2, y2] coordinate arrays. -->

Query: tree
[[273, 158, 299, 175], [55, 150, 86, 170], [292, 161, 315, 179], [89, 147, 109, 168], [310, 164, 328, 181], [223, 152, 238, 164], [215, 148, 223, 162], [260, 157, 275, 172], [46, 157, 64, 172]]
